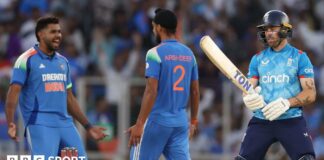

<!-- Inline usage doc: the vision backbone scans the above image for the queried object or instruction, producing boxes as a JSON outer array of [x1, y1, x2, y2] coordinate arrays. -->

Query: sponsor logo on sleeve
[[304, 68, 313, 74]]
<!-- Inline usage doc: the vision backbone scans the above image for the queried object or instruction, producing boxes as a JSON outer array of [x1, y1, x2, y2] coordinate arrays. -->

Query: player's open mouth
[[53, 39, 60, 44]]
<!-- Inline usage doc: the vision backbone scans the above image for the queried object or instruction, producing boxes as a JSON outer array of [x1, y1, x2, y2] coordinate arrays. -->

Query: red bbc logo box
[[7, 155, 45, 160]]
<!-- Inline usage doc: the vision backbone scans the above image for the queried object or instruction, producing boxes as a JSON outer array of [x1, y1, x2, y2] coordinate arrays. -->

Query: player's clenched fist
[[262, 97, 290, 121], [243, 86, 265, 111]]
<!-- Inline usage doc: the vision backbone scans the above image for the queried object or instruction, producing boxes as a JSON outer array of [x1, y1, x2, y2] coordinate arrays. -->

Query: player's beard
[[266, 35, 281, 48], [44, 37, 60, 52], [155, 34, 161, 44]]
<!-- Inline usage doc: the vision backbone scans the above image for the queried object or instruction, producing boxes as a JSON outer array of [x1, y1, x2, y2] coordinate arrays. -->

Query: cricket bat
[[200, 35, 255, 94]]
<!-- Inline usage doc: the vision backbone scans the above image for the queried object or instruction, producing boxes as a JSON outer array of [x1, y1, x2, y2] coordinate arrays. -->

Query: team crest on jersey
[[60, 64, 65, 70], [287, 58, 293, 66], [261, 59, 269, 66]]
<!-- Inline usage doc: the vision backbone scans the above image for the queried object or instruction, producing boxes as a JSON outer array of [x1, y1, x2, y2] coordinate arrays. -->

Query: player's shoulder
[[17, 47, 38, 60], [55, 52, 69, 63], [251, 49, 266, 61], [255, 50, 263, 56], [255, 46, 271, 56], [289, 45, 307, 56], [146, 45, 162, 63], [175, 41, 191, 49], [14, 47, 38, 69], [179, 42, 194, 55]]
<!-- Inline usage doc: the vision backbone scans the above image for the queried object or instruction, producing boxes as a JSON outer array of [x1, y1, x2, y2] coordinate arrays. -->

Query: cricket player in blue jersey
[[236, 10, 317, 160], [127, 8, 200, 160], [5, 17, 106, 158]]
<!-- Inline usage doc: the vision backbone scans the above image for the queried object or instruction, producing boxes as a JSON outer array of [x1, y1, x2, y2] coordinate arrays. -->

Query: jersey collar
[[162, 39, 177, 43], [34, 44, 58, 59]]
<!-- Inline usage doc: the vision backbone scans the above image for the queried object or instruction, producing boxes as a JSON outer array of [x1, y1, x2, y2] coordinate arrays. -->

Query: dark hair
[[153, 8, 177, 34], [35, 16, 59, 42]]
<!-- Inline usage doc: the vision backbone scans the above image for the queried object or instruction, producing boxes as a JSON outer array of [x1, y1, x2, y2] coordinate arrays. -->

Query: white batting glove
[[262, 97, 290, 121], [243, 86, 265, 111]]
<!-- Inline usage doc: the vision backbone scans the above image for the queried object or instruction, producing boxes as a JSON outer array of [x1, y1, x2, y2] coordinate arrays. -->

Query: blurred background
[[0, 0, 324, 159]]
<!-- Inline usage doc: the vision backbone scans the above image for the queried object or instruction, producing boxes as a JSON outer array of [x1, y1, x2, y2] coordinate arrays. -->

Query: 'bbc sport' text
[[7, 155, 86, 160]]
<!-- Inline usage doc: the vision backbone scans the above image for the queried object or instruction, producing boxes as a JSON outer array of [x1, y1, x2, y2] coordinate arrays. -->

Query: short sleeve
[[247, 55, 259, 79], [298, 52, 314, 78], [191, 56, 199, 80], [66, 61, 73, 89], [10, 55, 29, 86], [145, 48, 161, 80]]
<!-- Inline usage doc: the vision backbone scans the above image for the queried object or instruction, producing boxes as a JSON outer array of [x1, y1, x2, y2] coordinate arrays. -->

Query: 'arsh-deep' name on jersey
[[145, 39, 199, 127], [11, 45, 73, 127], [247, 44, 314, 120]]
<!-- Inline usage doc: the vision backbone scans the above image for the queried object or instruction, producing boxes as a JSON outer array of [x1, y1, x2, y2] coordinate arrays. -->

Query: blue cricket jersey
[[11, 45, 73, 127], [145, 39, 199, 127], [247, 44, 314, 120]]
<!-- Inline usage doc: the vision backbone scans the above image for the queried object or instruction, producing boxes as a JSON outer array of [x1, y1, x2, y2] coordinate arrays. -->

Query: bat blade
[[200, 35, 255, 94]]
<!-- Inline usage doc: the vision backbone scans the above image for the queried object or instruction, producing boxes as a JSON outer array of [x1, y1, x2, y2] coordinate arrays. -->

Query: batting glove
[[243, 86, 265, 111], [262, 97, 290, 121]]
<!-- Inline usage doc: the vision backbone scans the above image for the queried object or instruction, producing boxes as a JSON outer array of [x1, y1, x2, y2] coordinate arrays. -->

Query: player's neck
[[272, 39, 288, 52], [160, 34, 176, 41], [39, 43, 55, 56]]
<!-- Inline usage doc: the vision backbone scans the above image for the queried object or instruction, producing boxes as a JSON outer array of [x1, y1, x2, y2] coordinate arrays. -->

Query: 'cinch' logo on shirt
[[261, 73, 290, 84]]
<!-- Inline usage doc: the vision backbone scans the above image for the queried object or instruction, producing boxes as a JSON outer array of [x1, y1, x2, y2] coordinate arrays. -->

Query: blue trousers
[[26, 124, 87, 159], [130, 120, 190, 160]]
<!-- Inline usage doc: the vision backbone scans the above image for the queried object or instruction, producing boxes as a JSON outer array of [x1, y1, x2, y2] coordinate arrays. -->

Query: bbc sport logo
[[6, 155, 86, 160]]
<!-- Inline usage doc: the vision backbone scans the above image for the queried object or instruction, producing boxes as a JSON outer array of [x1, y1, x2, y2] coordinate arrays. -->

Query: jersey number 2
[[173, 65, 185, 91]]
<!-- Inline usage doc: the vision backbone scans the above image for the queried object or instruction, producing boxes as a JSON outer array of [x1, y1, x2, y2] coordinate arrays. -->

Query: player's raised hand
[[127, 124, 144, 147], [88, 126, 107, 141], [243, 86, 265, 111], [8, 122, 19, 142], [262, 97, 290, 121]]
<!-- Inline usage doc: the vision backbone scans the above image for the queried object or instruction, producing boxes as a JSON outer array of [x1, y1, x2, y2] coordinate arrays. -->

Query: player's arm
[[245, 54, 260, 91], [190, 80, 199, 122], [288, 52, 316, 107], [135, 78, 158, 126], [127, 77, 158, 146], [66, 89, 106, 140], [288, 78, 316, 107], [262, 78, 316, 121], [5, 84, 21, 125], [189, 80, 199, 139], [5, 84, 21, 141], [127, 48, 160, 146], [66, 89, 91, 128]]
